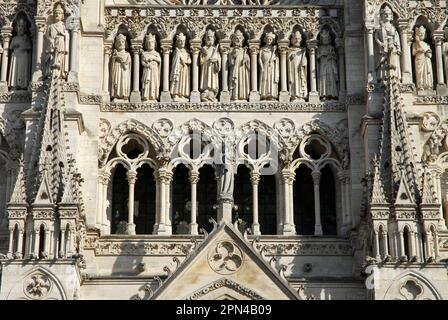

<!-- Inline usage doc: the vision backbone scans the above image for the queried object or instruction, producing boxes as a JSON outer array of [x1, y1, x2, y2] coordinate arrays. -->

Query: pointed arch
[[99, 119, 163, 167], [383, 271, 442, 300], [19, 267, 67, 300], [289, 120, 349, 169]]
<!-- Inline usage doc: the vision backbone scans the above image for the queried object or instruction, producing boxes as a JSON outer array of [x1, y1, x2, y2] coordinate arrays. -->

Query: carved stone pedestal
[[220, 91, 230, 103], [308, 91, 320, 103], [160, 91, 172, 102], [130, 91, 141, 103], [279, 91, 290, 103], [67, 71, 78, 83], [0, 82, 8, 93], [436, 84, 447, 96], [190, 91, 201, 103], [249, 91, 260, 102]]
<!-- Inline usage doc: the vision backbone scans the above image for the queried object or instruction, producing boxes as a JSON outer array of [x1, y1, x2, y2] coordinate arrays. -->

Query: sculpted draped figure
[[200, 30, 222, 102], [413, 26, 434, 90], [111, 33, 132, 101], [317, 29, 338, 100], [259, 32, 279, 100], [288, 31, 308, 102], [141, 33, 161, 102], [375, 5, 401, 81], [170, 33, 192, 102], [46, 3, 69, 78], [8, 18, 32, 89], [229, 30, 250, 101]]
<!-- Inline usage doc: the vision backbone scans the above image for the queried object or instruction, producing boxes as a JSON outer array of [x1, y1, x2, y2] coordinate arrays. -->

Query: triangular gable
[[34, 172, 54, 205], [151, 223, 299, 300], [395, 173, 415, 205]]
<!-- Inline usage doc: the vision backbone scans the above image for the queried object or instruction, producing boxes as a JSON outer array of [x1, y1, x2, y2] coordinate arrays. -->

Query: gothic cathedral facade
[[0, 0, 447, 300]]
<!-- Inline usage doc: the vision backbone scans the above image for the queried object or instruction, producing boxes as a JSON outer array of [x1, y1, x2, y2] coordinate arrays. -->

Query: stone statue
[[219, 162, 234, 197], [442, 28, 448, 86], [317, 29, 338, 100], [259, 32, 279, 100], [288, 31, 308, 102], [46, 3, 69, 78], [375, 5, 401, 81], [413, 26, 434, 90], [170, 33, 191, 102], [200, 29, 221, 102], [141, 33, 161, 102], [111, 33, 132, 101], [8, 18, 32, 89], [229, 30, 250, 101]]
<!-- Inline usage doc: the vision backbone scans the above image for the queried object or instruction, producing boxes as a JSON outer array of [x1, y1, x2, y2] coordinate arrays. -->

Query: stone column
[[398, 20, 413, 84], [434, 32, 446, 93], [190, 40, 201, 103], [102, 43, 112, 95], [281, 169, 295, 235], [189, 170, 199, 235], [0, 28, 12, 92], [16, 229, 23, 258], [68, 18, 80, 83], [220, 39, 231, 102], [157, 169, 172, 235], [251, 171, 261, 236], [160, 40, 172, 102], [373, 230, 380, 260], [409, 230, 416, 260], [44, 229, 50, 257], [126, 170, 137, 235], [249, 40, 260, 102], [278, 40, 290, 102], [311, 171, 323, 236], [130, 43, 142, 103], [335, 38, 346, 99], [33, 18, 46, 81], [98, 172, 111, 233], [33, 228, 40, 258], [365, 26, 376, 83], [7, 227, 14, 255], [60, 229, 66, 257], [382, 230, 389, 257], [307, 39, 319, 103], [399, 231, 405, 259]]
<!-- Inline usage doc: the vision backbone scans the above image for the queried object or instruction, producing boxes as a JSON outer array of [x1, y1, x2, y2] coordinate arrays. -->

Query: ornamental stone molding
[[100, 101, 347, 112], [186, 278, 264, 300], [104, 6, 339, 41], [93, 240, 194, 256], [0, 91, 32, 103], [255, 242, 353, 256]]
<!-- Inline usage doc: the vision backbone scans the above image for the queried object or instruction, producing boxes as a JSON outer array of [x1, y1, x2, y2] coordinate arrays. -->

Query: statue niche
[[288, 31, 308, 102], [375, 5, 401, 82], [229, 30, 250, 102], [200, 29, 221, 102], [170, 32, 192, 102], [141, 33, 161, 102], [8, 18, 32, 90], [111, 33, 132, 102], [413, 25, 434, 91], [46, 3, 69, 78], [259, 32, 279, 100], [317, 28, 338, 100]]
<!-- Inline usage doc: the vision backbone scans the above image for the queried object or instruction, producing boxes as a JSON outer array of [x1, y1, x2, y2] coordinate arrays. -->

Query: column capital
[[364, 25, 375, 33], [130, 43, 143, 54], [104, 42, 113, 55], [219, 39, 231, 50], [98, 172, 111, 185], [311, 171, 321, 184], [126, 170, 138, 184], [335, 38, 344, 48], [189, 170, 200, 184], [281, 169, 296, 185], [433, 32, 445, 44], [397, 18, 410, 30], [160, 40, 173, 53], [307, 39, 318, 49], [250, 171, 261, 185], [157, 168, 173, 184]]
